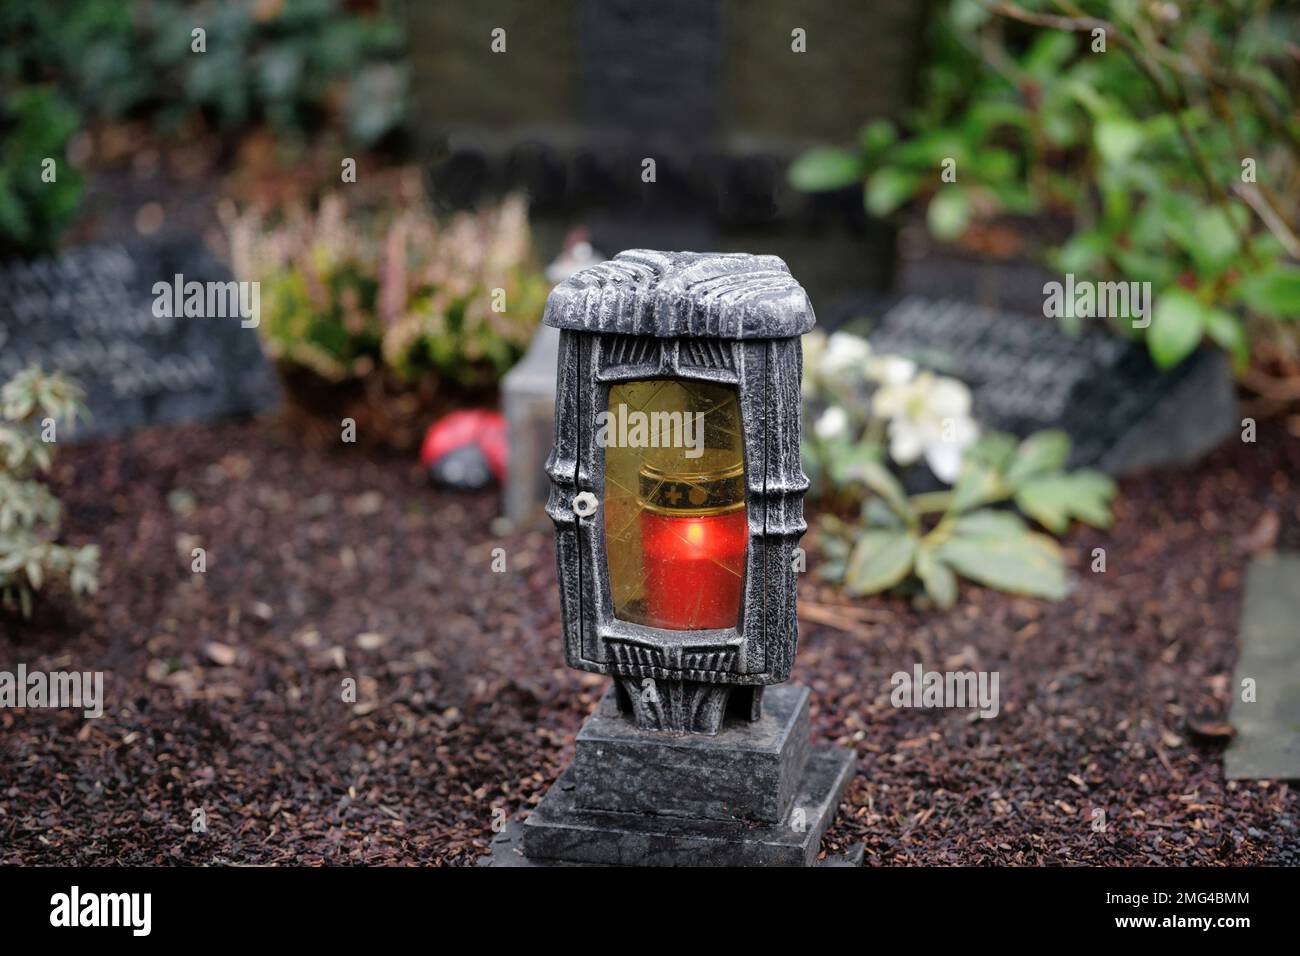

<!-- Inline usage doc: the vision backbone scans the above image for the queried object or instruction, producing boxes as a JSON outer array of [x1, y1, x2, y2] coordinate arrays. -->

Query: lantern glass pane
[[603, 378, 747, 630]]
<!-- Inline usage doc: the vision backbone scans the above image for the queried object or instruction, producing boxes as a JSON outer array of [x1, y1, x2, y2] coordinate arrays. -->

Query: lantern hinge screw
[[572, 491, 599, 517]]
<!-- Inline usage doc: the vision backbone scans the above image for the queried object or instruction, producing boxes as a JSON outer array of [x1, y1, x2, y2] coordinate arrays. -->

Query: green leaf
[[845, 529, 918, 596], [859, 119, 897, 155], [965, 431, 1019, 473], [950, 0, 993, 32], [1064, 79, 1107, 118], [952, 509, 1029, 538], [1237, 265, 1300, 320], [970, 147, 1017, 184], [0, 173, 32, 245], [939, 531, 1068, 600], [1187, 207, 1241, 275], [892, 130, 966, 168], [1015, 471, 1115, 533], [1112, 247, 1177, 290], [1148, 289, 1205, 368], [965, 100, 1031, 135], [1095, 115, 1144, 166], [948, 462, 1003, 514], [1128, 188, 1169, 248], [1066, 470, 1116, 528], [1157, 191, 1199, 252], [817, 559, 846, 583], [1004, 430, 1071, 487], [862, 497, 905, 530], [1023, 30, 1076, 80], [1203, 307, 1249, 370], [788, 149, 863, 192], [865, 168, 919, 217], [989, 180, 1039, 216], [927, 189, 972, 242], [1053, 230, 1107, 276], [817, 522, 852, 560], [916, 546, 957, 609], [849, 458, 911, 521], [827, 440, 881, 488], [1014, 476, 1073, 534]]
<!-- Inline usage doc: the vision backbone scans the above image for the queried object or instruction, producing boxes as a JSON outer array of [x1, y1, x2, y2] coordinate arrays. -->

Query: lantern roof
[[543, 249, 816, 340]]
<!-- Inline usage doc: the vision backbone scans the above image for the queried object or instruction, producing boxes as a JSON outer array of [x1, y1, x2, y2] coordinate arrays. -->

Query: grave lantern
[[544, 249, 815, 734], [486, 250, 857, 867]]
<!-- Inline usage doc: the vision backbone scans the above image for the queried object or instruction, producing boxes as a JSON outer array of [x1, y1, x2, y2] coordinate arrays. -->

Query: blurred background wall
[[405, 0, 932, 316]]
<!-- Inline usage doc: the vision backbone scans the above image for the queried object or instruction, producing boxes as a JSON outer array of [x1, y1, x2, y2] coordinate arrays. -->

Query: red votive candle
[[638, 462, 747, 630]]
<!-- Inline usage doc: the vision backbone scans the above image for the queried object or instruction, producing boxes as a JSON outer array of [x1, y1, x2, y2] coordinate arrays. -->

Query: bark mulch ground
[[2, 414, 1297, 865]]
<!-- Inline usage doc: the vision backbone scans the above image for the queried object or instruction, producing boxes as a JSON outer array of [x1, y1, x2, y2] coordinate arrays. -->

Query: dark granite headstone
[[578, 0, 721, 147], [0, 240, 279, 439], [849, 296, 1237, 475], [405, 0, 920, 309]]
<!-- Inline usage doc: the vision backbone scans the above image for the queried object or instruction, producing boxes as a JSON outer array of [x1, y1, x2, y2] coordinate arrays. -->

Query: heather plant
[[0, 368, 99, 618], [225, 186, 550, 392]]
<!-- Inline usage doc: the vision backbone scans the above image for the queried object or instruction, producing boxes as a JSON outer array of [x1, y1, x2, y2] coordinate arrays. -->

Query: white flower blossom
[[865, 354, 916, 386], [814, 405, 848, 441], [818, 331, 873, 383], [872, 370, 978, 484]]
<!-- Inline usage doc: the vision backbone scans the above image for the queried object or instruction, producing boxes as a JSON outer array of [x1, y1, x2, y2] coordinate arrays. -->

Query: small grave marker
[[1225, 553, 1300, 781], [0, 239, 278, 439], [851, 296, 1236, 474]]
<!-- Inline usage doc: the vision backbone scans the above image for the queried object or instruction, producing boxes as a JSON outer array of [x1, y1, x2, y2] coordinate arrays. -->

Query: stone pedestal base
[[482, 684, 859, 867]]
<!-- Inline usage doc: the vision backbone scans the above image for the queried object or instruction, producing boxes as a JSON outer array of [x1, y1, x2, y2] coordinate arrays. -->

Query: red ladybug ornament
[[420, 410, 507, 490]]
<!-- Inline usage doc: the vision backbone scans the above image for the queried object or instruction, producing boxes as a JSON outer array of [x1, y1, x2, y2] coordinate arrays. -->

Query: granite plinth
[[483, 813, 866, 867], [573, 684, 809, 823], [481, 683, 858, 867], [518, 747, 853, 866]]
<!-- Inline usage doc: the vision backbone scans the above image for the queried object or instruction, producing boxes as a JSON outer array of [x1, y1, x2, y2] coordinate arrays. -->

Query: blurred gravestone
[[501, 240, 604, 526], [0, 239, 279, 440], [404, 0, 927, 308], [851, 296, 1236, 474], [502, 324, 561, 526]]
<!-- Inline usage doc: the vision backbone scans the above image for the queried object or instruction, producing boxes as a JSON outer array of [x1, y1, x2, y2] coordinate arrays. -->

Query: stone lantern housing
[[487, 250, 858, 867]]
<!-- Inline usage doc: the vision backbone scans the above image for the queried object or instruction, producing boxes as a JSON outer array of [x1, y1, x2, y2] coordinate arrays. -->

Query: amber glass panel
[[603, 379, 747, 630]]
